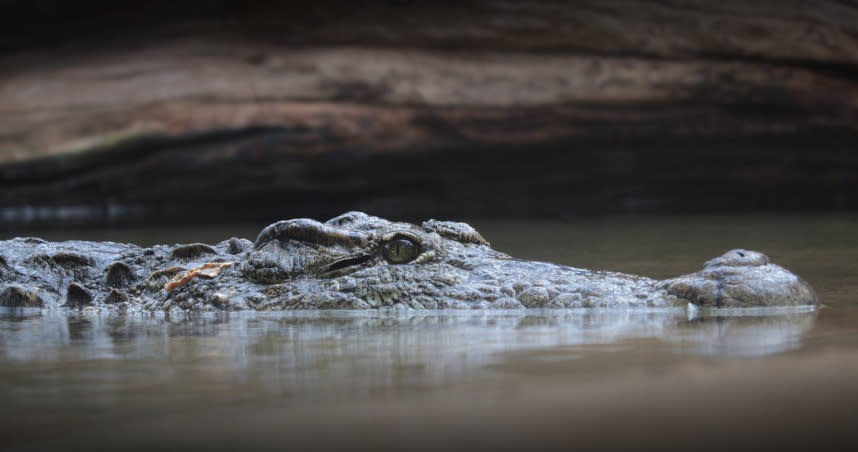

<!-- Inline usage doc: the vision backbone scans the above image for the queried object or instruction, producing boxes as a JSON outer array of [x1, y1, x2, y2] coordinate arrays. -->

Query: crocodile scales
[[0, 212, 817, 311]]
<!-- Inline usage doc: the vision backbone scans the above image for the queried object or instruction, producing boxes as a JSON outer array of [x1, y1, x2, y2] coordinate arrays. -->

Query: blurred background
[[2, 0, 857, 228]]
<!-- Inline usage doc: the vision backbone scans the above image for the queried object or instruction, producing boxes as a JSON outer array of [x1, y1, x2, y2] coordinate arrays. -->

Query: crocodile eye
[[382, 238, 420, 264]]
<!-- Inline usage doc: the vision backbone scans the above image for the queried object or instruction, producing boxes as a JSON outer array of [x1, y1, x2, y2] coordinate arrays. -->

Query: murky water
[[2, 214, 857, 450]]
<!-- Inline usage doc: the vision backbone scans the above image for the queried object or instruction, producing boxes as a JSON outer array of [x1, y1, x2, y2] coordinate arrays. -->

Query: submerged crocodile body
[[0, 212, 817, 311]]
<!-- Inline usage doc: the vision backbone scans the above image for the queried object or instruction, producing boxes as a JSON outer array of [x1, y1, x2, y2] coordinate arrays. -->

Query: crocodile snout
[[658, 249, 818, 308]]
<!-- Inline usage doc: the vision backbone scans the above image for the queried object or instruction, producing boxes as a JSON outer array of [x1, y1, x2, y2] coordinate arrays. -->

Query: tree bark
[[1, 1, 858, 224]]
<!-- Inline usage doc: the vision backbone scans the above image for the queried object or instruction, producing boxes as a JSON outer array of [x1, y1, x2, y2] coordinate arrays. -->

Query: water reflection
[[673, 310, 816, 357], [0, 308, 816, 364], [0, 308, 819, 409]]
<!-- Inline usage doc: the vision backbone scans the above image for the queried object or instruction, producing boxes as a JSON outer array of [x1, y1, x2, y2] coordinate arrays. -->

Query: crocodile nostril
[[704, 249, 770, 268]]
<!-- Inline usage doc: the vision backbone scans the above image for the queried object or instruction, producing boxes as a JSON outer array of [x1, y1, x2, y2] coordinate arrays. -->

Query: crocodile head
[[229, 212, 817, 310], [0, 212, 818, 310]]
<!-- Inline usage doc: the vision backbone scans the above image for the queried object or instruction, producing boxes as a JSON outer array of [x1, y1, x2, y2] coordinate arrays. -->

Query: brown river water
[[1, 214, 857, 450]]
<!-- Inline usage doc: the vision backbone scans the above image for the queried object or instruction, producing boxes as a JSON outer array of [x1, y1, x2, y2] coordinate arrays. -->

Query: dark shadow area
[[2, 127, 857, 229]]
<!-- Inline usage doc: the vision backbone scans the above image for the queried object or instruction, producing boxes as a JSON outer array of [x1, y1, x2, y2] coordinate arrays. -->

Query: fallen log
[[1, 1, 858, 224]]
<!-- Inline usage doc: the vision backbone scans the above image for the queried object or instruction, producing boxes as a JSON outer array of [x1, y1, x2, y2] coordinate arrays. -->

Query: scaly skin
[[0, 212, 817, 311]]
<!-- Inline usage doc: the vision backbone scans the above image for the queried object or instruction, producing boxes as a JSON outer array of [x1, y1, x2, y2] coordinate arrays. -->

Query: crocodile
[[0, 211, 817, 311]]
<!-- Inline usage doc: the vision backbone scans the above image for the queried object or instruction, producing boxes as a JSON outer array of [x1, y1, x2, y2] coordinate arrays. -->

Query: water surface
[[2, 214, 857, 450]]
